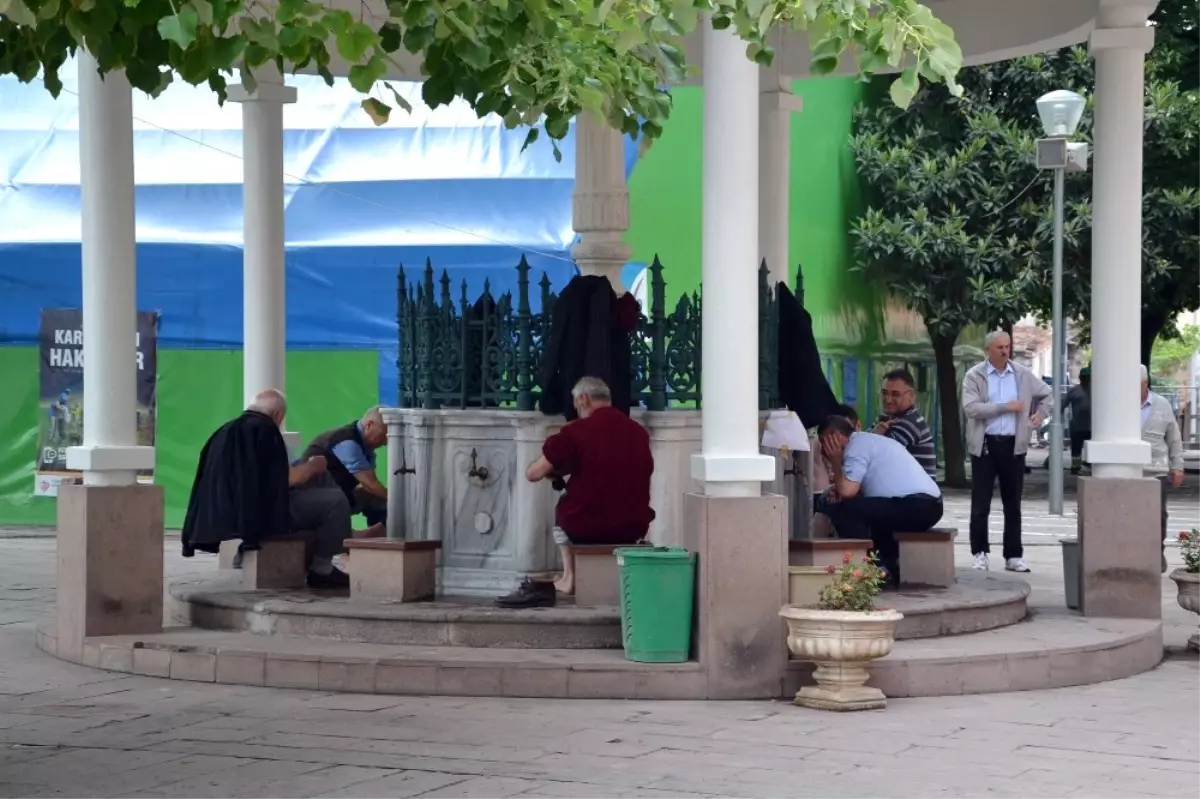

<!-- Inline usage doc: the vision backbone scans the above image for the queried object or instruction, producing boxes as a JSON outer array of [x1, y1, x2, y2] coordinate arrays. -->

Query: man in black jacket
[[181, 389, 354, 589]]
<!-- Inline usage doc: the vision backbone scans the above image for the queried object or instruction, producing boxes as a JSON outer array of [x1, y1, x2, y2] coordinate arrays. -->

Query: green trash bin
[[615, 546, 697, 663]]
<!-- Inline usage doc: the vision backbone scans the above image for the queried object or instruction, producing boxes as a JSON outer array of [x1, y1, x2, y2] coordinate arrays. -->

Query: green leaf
[[209, 36, 246, 69], [520, 127, 539, 152], [361, 97, 390, 125], [0, 0, 37, 25], [384, 81, 413, 113], [190, 0, 213, 26], [157, 8, 200, 49], [378, 22, 402, 53], [347, 56, 387, 93], [335, 21, 376, 62], [889, 66, 919, 109]]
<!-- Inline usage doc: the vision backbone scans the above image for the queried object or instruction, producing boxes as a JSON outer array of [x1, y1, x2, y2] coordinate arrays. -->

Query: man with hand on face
[[817, 415, 944, 587], [962, 330, 1053, 574]]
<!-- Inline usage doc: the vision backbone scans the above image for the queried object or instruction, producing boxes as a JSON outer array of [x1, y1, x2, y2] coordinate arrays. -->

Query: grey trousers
[[289, 482, 352, 562]]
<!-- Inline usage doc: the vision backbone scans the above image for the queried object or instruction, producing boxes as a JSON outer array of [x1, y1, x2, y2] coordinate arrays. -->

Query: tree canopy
[[850, 0, 1200, 482], [0, 0, 963, 157]]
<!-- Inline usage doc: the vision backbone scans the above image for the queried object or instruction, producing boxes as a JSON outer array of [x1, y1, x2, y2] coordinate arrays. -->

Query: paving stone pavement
[[0, 537, 1198, 797]]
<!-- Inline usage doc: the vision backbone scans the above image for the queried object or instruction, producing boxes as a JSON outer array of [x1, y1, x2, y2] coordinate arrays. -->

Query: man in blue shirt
[[818, 415, 943, 586], [300, 408, 389, 527]]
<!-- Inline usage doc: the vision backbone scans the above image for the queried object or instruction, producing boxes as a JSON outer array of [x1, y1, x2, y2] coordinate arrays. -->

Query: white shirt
[[985, 362, 1018, 436], [1140, 394, 1153, 429]]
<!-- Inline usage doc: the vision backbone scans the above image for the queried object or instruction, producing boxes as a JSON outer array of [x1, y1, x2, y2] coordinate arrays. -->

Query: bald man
[[182, 390, 358, 588], [300, 407, 389, 527]]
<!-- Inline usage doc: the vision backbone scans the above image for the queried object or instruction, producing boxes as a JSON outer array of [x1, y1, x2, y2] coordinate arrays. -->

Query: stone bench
[[896, 527, 958, 588], [344, 539, 442, 602], [218, 534, 310, 590], [788, 538, 873, 570], [571, 543, 650, 607]]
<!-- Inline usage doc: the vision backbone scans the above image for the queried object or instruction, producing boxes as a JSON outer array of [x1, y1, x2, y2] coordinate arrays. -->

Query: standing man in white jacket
[[1140, 364, 1185, 573], [962, 331, 1053, 573]]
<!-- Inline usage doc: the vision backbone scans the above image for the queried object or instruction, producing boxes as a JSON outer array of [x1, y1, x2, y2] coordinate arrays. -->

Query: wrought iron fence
[[396, 256, 782, 410]]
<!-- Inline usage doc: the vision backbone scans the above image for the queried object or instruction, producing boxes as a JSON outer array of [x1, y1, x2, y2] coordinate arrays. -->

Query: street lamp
[[1035, 89, 1088, 516]]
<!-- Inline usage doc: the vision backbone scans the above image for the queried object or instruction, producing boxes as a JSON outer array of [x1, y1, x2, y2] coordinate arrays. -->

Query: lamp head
[[1036, 90, 1087, 137]]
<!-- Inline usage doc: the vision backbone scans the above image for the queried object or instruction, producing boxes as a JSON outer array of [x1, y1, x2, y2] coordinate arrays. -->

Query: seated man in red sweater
[[495, 377, 655, 608]]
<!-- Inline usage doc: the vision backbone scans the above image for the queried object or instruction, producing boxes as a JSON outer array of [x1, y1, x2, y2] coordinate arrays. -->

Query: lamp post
[[1035, 89, 1088, 516]]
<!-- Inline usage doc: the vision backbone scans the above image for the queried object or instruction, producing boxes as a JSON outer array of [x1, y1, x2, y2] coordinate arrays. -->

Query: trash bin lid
[[614, 546, 693, 563]]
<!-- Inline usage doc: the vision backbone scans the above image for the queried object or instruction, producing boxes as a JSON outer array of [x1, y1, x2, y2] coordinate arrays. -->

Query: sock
[[310, 556, 334, 576]]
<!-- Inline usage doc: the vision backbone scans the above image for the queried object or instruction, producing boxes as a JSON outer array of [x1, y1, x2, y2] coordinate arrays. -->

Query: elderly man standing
[[1140, 365, 1185, 573], [962, 331, 1052, 573]]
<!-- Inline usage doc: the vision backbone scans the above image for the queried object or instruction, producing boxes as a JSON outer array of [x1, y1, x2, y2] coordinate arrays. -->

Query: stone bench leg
[[345, 540, 441, 602], [574, 552, 620, 606], [896, 529, 958, 588], [240, 539, 309, 590]]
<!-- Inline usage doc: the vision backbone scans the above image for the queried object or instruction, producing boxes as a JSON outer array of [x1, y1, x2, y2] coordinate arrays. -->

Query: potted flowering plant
[[1169, 529, 1199, 652], [778, 551, 903, 711]]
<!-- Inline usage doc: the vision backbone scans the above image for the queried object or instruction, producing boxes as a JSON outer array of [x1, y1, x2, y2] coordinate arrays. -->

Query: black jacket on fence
[[539, 275, 638, 420], [181, 410, 291, 557], [776, 282, 840, 428]]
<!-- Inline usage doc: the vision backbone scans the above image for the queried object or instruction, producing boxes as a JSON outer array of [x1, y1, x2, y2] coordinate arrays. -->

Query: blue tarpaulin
[[0, 62, 640, 400]]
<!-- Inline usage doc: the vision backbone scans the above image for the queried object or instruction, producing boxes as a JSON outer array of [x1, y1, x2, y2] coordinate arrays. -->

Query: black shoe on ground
[[880, 559, 901, 589], [307, 568, 350, 590], [494, 578, 556, 609]]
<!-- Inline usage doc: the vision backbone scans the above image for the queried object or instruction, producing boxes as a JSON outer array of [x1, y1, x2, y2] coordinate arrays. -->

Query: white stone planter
[[779, 605, 903, 711], [1169, 569, 1199, 652]]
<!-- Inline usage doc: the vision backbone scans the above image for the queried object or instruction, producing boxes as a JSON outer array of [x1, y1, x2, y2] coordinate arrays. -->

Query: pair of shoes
[[495, 578, 556, 609], [307, 568, 350, 589], [973, 552, 989, 571], [1005, 558, 1031, 573]]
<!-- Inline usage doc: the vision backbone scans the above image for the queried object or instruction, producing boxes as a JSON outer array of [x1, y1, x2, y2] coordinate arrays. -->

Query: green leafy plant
[[818, 551, 886, 612], [0, 0, 963, 158], [1179, 529, 1199, 574]]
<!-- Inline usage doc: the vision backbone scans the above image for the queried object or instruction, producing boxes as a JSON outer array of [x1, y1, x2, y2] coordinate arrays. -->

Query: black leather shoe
[[307, 568, 350, 590], [494, 578, 556, 608]]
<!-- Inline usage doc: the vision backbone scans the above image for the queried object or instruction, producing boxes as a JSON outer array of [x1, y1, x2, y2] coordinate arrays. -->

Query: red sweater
[[542, 406, 655, 544]]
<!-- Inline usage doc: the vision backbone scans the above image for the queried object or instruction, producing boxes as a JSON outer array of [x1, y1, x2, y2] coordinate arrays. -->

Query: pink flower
[[843, 552, 853, 565], [852, 569, 863, 579], [826, 565, 836, 574]]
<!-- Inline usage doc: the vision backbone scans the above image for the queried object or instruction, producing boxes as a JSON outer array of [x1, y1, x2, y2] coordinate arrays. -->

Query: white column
[[758, 77, 802, 288], [66, 52, 155, 486], [1084, 11, 1154, 478], [572, 112, 630, 294], [230, 66, 300, 454], [690, 24, 776, 497]]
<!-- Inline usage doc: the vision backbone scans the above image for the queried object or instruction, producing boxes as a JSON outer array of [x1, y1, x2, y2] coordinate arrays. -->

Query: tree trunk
[[1140, 312, 1169, 373], [931, 331, 968, 488]]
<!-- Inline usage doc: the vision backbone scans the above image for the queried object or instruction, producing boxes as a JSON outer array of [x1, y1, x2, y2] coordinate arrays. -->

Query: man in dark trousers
[[961, 331, 1053, 574], [300, 407, 389, 529], [1065, 367, 1092, 474], [497, 377, 655, 608], [817, 415, 943, 587], [181, 389, 355, 589]]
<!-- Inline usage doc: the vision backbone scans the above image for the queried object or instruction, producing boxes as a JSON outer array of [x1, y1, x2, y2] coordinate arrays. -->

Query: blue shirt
[[330, 421, 376, 474], [984, 362, 1018, 436], [842, 432, 941, 500]]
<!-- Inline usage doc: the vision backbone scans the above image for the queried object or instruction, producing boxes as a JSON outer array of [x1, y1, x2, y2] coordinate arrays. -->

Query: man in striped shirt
[[873, 369, 938, 479]]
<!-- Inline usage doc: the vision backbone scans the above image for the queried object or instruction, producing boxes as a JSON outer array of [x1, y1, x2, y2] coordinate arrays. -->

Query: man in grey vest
[[962, 331, 1053, 574], [300, 407, 389, 528]]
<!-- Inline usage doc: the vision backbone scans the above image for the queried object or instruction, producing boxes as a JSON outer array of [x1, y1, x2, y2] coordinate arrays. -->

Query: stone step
[[170, 569, 1029, 649], [790, 608, 1162, 698], [37, 608, 1161, 700]]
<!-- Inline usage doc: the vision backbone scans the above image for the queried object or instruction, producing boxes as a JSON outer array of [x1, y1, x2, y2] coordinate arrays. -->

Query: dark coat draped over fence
[[396, 256, 809, 413]]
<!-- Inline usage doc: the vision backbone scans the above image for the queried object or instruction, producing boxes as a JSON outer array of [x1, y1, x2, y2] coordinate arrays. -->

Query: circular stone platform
[[169, 569, 1029, 648]]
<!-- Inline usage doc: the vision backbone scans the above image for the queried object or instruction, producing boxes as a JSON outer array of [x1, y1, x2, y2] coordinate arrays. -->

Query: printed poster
[[34, 309, 159, 496]]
